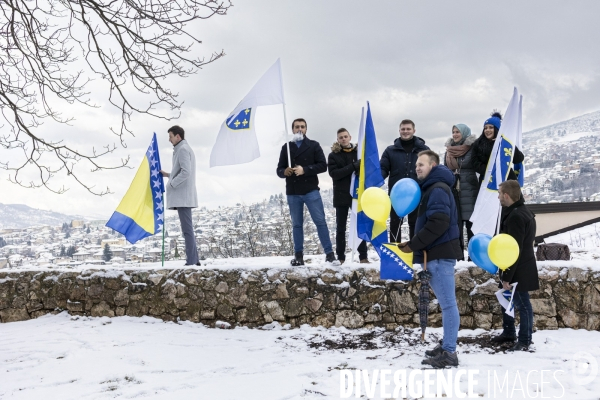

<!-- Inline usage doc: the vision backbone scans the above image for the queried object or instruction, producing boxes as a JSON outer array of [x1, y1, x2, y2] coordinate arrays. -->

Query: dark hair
[[291, 118, 307, 129], [417, 150, 440, 165], [499, 180, 521, 202], [399, 119, 415, 129], [482, 125, 499, 139], [337, 128, 349, 135], [168, 125, 185, 140]]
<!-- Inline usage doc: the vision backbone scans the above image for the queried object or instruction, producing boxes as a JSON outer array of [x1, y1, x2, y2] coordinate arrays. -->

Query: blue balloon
[[390, 178, 421, 217], [468, 234, 498, 274]]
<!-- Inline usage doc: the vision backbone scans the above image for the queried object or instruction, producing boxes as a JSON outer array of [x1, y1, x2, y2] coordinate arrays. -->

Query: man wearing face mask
[[276, 118, 337, 266]]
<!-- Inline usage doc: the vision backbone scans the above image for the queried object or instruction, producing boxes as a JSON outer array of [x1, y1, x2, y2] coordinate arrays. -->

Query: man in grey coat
[[160, 125, 200, 266]]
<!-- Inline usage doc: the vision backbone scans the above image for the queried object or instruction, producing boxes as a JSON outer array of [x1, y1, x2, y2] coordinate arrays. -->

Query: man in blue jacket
[[398, 150, 462, 368], [276, 118, 337, 266], [380, 120, 429, 242]]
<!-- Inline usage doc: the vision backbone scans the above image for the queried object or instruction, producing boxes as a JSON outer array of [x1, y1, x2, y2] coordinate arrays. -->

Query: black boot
[[325, 252, 340, 266], [491, 333, 517, 344], [290, 252, 304, 266]]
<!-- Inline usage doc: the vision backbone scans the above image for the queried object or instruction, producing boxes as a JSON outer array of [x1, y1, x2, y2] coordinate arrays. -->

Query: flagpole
[[162, 226, 165, 267], [277, 58, 292, 167]]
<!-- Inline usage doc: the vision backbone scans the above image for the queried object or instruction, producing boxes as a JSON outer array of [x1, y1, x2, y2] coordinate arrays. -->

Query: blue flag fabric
[[356, 102, 387, 255], [379, 243, 414, 281], [106, 133, 165, 244], [486, 135, 515, 191]]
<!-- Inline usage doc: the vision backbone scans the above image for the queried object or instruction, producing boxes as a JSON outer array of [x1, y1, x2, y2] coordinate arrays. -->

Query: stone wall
[[1, 264, 599, 331]]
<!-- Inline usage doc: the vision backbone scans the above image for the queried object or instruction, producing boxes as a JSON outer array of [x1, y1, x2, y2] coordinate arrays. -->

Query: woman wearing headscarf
[[472, 111, 524, 189], [444, 124, 477, 253]]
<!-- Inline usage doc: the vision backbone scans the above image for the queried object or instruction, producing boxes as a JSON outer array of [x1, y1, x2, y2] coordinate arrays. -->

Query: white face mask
[[292, 132, 303, 142]]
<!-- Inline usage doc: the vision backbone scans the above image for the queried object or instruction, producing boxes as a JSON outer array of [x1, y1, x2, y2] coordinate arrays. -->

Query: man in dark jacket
[[276, 118, 336, 266], [491, 180, 539, 352], [398, 150, 462, 368], [380, 119, 429, 242], [327, 128, 368, 264]]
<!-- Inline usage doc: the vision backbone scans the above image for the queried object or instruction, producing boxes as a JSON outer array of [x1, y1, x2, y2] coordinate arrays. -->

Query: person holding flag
[[328, 128, 368, 264], [492, 180, 539, 352], [398, 150, 462, 368], [276, 118, 337, 266], [160, 126, 200, 267], [471, 111, 525, 190]]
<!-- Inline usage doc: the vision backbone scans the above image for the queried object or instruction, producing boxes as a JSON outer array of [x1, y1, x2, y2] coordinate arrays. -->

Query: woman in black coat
[[444, 124, 478, 251], [472, 111, 524, 189]]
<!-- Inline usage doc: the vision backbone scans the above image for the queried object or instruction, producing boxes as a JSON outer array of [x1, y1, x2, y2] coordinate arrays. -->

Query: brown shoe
[[339, 259, 345, 265], [359, 259, 370, 264]]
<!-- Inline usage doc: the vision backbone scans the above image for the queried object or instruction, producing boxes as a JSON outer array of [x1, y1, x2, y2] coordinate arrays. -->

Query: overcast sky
[[2, 0, 600, 219]]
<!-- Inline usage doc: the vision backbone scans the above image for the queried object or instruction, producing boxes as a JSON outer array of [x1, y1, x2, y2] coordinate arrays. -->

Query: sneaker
[[425, 343, 443, 358], [507, 342, 530, 352], [290, 252, 304, 266], [421, 350, 459, 368], [491, 333, 517, 344], [359, 259, 370, 264], [325, 252, 340, 266]]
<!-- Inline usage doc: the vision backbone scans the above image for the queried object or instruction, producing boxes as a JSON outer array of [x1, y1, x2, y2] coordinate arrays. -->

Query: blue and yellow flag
[[357, 102, 387, 254], [486, 135, 515, 191], [379, 243, 414, 280], [106, 133, 165, 244]]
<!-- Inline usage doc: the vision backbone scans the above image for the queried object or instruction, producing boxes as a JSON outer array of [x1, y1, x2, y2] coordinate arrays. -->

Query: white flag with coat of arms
[[470, 87, 521, 236], [210, 59, 285, 167]]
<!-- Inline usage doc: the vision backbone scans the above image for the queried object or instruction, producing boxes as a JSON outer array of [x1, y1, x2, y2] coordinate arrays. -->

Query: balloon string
[[395, 217, 404, 243]]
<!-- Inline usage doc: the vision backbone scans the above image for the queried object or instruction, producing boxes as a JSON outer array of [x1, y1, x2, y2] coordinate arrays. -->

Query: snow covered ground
[[545, 221, 600, 261], [1, 312, 599, 399]]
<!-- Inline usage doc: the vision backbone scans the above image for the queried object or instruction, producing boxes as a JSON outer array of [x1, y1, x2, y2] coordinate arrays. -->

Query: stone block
[[534, 315, 558, 330], [389, 290, 417, 315], [91, 301, 114, 318], [311, 313, 335, 328], [272, 284, 289, 300], [284, 298, 305, 317], [67, 300, 84, 312], [568, 267, 589, 282], [583, 284, 600, 313], [530, 298, 557, 317], [335, 310, 364, 328], [259, 301, 285, 322], [455, 269, 475, 291], [558, 309, 584, 329], [0, 307, 29, 323], [473, 312, 493, 330], [460, 315, 474, 329], [215, 281, 229, 294]]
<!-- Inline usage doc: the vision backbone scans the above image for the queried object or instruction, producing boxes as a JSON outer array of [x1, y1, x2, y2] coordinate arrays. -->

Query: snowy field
[[1, 312, 599, 399], [544, 221, 600, 261]]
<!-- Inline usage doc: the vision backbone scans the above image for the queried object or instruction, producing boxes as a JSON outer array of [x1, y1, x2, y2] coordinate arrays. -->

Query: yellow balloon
[[488, 234, 519, 271], [360, 187, 391, 222]]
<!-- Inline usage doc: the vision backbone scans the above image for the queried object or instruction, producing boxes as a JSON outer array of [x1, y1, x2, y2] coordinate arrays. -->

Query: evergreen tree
[[67, 246, 77, 257], [103, 243, 113, 261], [65, 231, 70, 239], [174, 244, 180, 259], [0, 237, 6, 248], [86, 227, 91, 234], [60, 245, 66, 257]]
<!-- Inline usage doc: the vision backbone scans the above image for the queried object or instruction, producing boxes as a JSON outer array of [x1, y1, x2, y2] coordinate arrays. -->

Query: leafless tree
[[0, 0, 231, 194]]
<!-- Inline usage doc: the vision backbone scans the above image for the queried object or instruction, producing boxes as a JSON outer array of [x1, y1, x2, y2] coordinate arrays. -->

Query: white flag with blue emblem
[[470, 87, 521, 236], [210, 59, 285, 167]]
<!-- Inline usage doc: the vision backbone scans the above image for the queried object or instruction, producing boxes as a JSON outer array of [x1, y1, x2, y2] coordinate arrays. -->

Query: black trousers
[[389, 207, 417, 243], [335, 206, 368, 260]]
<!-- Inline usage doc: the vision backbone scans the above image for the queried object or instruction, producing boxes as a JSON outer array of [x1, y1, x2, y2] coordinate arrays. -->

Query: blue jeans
[[287, 190, 333, 254], [428, 259, 459, 353], [501, 291, 533, 346]]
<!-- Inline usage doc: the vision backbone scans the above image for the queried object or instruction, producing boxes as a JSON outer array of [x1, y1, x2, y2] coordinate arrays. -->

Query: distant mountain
[[523, 110, 600, 144], [0, 203, 85, 230]]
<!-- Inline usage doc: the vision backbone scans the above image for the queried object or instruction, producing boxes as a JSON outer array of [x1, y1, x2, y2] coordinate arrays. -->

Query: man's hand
[[398, 242, 412, 253], [284, 167, 294, 177], [502, 281, 512, 291], [159, 170, 169, 178], [293, 165, 305, 176]]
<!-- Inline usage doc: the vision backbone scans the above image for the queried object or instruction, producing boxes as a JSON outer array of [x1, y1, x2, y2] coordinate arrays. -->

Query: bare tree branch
[[0, 0, 231, 194]]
